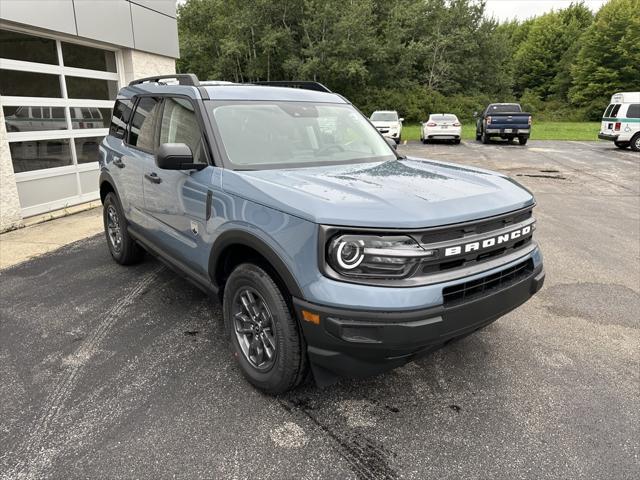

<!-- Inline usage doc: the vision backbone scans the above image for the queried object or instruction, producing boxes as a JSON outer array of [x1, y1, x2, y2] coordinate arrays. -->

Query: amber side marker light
[[302, 310, 320, 325]]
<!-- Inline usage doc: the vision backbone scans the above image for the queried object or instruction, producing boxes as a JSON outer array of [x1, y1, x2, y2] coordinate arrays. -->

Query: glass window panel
[[9, 139, 72, 173], [159, 97, 206, 163], [0, 29, 58, 64], [65, 77, 118, 100], [0, 69, 62, 97], [69, 107, 112, 129], [129, 97, 161, 151], [3, 106, 68, 132], [626, 104, 640, 119], [61, 42, 116, 72], [75, 136, 104, 164], [109, 99, 133, 139]]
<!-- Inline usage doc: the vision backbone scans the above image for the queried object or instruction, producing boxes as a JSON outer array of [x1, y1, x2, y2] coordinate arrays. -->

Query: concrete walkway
[[0, 207, 103, 269]]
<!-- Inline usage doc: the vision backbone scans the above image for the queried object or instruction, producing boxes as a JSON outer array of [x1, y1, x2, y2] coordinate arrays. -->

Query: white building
[[0, 0, 179, 231]]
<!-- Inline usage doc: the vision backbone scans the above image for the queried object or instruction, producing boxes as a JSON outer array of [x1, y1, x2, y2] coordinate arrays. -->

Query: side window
[[159, 97, 207, 164], [610, 104, 622, 117], [626, 104, 640, 119], [129, 97, 161, 151], [109, 99, 133, 140]]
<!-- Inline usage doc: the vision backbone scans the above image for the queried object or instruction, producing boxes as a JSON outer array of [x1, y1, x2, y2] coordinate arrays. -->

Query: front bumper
[[294, 261, 544, 383], [598, 133, 618, 141]]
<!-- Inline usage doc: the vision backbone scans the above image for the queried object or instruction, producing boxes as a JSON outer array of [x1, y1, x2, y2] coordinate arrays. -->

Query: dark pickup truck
[[475, 103, 532, 145]]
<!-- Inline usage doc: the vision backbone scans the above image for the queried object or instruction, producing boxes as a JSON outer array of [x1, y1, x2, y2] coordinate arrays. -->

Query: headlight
[[327, 234, 435, 278]]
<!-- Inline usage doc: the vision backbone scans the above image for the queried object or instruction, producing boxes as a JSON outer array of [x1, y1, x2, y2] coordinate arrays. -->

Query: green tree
[[570, 0, 640, 118]]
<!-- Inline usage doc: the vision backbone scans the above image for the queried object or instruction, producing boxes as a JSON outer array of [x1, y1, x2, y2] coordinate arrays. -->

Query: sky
[[484, 0, 607, 22], [175, 0, 608, 22]]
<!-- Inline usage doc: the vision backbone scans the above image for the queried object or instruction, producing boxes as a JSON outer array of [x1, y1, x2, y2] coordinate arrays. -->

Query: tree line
[[177, 0, 640, 122]]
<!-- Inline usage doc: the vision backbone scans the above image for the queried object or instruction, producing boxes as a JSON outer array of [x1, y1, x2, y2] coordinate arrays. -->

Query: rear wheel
[[454, 139, 461, 145], [481, 129, 489, 144], [103, 192, 144, 265], [614, 140, 630, 149], [223, 263, 307, 394], [630, 133, 640, 152], [518, 136, 528, 146]]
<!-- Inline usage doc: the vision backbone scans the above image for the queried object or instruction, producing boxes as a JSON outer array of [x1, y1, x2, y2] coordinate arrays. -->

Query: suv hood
[[222, 158, 534, 229]]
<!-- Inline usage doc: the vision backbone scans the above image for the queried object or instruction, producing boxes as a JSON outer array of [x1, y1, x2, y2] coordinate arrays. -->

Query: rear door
[[120, 96, 162, 227], [142, 96, 212, 274], [601, 103, 621, 135]]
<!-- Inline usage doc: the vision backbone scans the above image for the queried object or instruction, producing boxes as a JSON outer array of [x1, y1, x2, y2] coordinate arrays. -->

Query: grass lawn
[[401, 122, 601, 142]]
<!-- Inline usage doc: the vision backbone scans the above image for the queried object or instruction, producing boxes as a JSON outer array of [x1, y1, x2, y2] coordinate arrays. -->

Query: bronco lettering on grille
[[444, 225, 532, 257]]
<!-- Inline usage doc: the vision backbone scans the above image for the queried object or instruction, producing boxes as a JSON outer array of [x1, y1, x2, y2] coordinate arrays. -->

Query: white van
[[598, 92, 640, 151]]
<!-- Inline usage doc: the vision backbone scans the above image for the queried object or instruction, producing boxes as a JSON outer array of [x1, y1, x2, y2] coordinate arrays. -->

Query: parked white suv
[[421, 114, 461, 144], [598, 92, 640, 151], [370, 110, 403, 144]]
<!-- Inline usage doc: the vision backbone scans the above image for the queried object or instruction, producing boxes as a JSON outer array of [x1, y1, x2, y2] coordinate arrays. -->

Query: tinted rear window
[[431, 115, 457, 122], [109, 99, 133, 140], [626, 104, 640, 118], [610, 104, 622, 117], [603, 104, 614, 117], [489, 104, 522, 113]]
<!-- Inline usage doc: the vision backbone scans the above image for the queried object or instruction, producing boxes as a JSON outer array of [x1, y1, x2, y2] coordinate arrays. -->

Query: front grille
[[442, 259, 534, 306], [420, 208, 532, 244]]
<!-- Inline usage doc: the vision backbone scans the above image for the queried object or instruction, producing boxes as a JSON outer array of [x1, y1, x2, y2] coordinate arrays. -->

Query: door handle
[[145, 172, 162, 184], [113, 157, 125, 168]]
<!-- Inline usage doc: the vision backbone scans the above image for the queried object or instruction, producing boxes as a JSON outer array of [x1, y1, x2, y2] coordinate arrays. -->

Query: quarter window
[[129, 97, 161, 152], [626, 104, 640, 119], [159, 97, 207, 164], [110, 100, 134, 140]]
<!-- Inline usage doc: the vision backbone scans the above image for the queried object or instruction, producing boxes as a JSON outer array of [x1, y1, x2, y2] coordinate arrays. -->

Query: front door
[[142, 96, 213, 276]]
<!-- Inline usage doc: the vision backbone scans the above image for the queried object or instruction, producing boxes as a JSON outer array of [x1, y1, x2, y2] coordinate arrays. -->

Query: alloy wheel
[[106, 205, 122, 253], [233, 287, 277, 371]]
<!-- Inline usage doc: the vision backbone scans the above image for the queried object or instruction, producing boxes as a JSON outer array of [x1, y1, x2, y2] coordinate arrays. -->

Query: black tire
[[103, 192, 144, 265], [614, 140, 630, 149], [630, 133, 640, 152], [422, 138, 429, 144], [454, 139, 461, 145], [223, 263, 307, 394], [395, 137, 401, 145], [518, 136, 528, 146], [475, 131, 481, 141], [481, 129, 489, 144]]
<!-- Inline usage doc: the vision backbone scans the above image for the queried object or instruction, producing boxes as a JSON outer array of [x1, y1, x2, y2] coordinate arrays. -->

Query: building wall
[[0, 1, 178, 232], [0, 107, 22, 231], [0, 0, 178, 58], [121, 49, 177, 85]]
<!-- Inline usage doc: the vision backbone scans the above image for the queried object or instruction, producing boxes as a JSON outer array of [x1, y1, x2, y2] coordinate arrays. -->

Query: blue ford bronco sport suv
[[100, 74, 545, 394]]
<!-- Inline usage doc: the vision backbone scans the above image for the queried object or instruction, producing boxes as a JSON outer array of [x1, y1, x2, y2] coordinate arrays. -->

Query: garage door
[[0, 27, 121, 217]]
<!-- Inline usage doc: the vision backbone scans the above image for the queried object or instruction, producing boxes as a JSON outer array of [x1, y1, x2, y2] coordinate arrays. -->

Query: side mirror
[[399, 118, 404, 122], [156, 143, 205, 170], [385, 137, 397, 150]]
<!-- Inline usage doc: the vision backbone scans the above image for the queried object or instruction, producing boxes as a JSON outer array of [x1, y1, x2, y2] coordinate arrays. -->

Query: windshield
[[210, 101, 396, 169], [370, 111, 398, 121]]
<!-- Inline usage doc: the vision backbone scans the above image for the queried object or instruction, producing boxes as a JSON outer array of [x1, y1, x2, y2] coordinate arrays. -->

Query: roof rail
[[129, 74, 200, 87], [252, 81, 332, 93]]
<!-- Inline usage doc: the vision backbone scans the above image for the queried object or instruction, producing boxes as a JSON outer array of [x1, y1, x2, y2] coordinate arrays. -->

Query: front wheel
[[223, 263, 307, 394], [614, 140, 630, 149], [630, 133, 640, 152], [518, 136, 528, 146]]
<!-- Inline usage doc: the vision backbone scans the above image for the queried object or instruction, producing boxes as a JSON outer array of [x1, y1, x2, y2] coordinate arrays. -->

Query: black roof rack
[[129, 74, 200, 87], [252, 81, 332, 93]]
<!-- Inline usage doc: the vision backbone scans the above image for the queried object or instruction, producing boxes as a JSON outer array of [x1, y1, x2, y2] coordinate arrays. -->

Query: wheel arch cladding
[[99, 171, 118, 203], [209, 230, 304, 300]]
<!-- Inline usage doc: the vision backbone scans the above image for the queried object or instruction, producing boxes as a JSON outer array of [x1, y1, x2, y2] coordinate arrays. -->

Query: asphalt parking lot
[[1, 140, 638, 479]]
